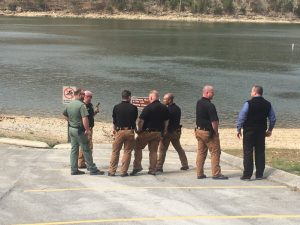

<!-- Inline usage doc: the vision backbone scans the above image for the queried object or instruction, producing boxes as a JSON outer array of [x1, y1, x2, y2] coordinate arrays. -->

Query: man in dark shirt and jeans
[[195, 85, 228, 180], [131, 90, 169, 176], [156, 93, 189, 172], [109, 90, 138, 177]]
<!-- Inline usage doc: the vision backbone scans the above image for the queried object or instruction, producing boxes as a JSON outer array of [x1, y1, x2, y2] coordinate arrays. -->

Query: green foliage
[[113, 0, 126, 11], [8, 2, 17, 11], [239, 3, 247, 15], [222, 0, 234, 14], [2, 0, 300, 17], [193, 0, 210, 13], [211, 0, 223, 15], [130, 0, 144, 12], [269, 0, 294, 13], [296, 4, 300, 17], [168, 0, 180, 10], [250, 0, 266, 13], [36, 0, 46, 10]]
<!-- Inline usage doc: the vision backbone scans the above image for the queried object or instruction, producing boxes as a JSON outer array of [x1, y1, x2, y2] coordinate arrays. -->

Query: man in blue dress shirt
[[237, 85, 276, 180]]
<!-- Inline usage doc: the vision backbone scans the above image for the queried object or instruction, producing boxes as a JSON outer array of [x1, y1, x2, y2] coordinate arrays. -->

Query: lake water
[[0, 17, 299, 128]]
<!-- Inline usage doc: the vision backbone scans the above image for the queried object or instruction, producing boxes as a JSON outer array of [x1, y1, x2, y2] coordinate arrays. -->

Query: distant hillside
[[1, 0, 300, 18]]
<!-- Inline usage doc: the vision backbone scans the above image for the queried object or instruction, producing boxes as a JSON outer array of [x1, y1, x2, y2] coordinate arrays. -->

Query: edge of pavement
[[1, 138, 299, 190], [0, 137, 50, 148]]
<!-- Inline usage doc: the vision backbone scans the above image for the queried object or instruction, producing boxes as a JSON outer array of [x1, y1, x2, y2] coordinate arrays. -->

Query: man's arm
[[82, 116, 90, 135], [136, 118, 144, 133], [266, 106, 276, 137], [163, 120, 169, 136], [236, 102, 249, 139], [211, 120, 219, 135]]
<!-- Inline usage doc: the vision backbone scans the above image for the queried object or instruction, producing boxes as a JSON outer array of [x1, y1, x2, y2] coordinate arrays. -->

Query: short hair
[[202, 85, 214, 94], [165, 93, 174, 102], [122, 90, 131, 99], [253, 85, 263, 95], [149, 90, 159, 99], [74, 88, 83, 96], [84, 90, 93, 96]]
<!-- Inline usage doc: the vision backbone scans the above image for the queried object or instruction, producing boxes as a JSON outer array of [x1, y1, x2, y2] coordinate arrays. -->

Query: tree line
[[1, 0, 300, 17]]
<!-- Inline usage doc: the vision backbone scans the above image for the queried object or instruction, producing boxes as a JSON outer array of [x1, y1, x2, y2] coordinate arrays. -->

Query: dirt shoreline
[[1, 10, 300, 24], [0, 114, 299, 149]]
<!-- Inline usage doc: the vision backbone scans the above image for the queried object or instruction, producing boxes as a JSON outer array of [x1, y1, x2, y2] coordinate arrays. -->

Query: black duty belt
[[116, 127, 135, 131], [195, 126, 210, 131], [144, 128, 161, 132]]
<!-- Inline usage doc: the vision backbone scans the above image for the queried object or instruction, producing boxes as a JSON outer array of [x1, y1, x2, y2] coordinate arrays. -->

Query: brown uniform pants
[[157, 130, 188, 170], [195, 129, 222, 177], [109, 130, 135, 175], [133, 131, 161, 173], [78, 128, 93, 168]]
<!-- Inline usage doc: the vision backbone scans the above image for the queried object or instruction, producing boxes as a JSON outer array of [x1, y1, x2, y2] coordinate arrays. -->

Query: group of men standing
[[110, 89, 189, 177], [63, 84, 276, 181]]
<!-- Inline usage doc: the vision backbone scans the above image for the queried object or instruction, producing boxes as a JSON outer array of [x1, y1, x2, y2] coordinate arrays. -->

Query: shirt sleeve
[[112, 106, 116, 125], [236, 102, 249, 132], [80, 104, 89, 118], [62, 108, 68, 117], [134, 106, 138, 121], [164, 107, 170, 121], [139, 107, 148, 120], [268, 105, 276, 131], [208, 104, 219, 122]]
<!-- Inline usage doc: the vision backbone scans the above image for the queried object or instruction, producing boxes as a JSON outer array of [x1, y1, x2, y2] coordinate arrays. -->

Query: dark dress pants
[[243, 128, 266, 178]]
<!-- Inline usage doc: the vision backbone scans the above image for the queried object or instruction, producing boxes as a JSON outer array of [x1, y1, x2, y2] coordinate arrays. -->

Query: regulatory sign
[[131, 96, 150, 109], [63, 86, 77, 104]]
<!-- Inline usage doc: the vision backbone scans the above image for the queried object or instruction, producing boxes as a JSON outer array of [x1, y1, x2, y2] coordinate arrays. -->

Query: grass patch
[[223, 148, 300, 176]]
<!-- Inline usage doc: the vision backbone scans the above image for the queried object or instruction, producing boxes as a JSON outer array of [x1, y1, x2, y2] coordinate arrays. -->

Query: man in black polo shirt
[[78, 90, 100, 169], [109, 90, 138, 177], [156, 93, 189, 172], [195, 85, 228, 180], [131, 90, 169, 176]]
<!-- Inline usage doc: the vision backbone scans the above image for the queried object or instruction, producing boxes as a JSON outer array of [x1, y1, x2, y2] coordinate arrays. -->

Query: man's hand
[[84, 129, 91, 136], [95, 107, 100, 114], [265, 130, 272, 137], [135, 128, 142, 135], [237, 130, 242, 139]]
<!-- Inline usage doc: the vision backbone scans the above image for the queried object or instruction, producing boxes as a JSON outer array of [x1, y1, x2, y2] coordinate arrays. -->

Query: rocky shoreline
[[1, 10, 300, 24], [0, 114, 299, 149]]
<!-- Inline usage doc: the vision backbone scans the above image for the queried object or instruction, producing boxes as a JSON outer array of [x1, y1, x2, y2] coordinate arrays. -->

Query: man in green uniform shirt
[[63, 88, 104, 175]]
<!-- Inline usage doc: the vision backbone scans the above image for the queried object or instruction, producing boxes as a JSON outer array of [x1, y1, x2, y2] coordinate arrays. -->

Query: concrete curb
[[0, 137, 49, 148], [53, 143, 112, 149], [221, 152, 300, 189]]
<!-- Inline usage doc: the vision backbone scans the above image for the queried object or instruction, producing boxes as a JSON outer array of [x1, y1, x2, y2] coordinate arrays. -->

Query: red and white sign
[[63, 86, 76, 104], [131, 96, 150, 109]]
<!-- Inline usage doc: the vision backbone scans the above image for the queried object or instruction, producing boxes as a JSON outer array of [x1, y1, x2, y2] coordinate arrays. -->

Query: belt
[[69, 126, 80, 129], [144, 128, 161, 132], [195, 126, 210, 131], [116, 127, 135, 131]]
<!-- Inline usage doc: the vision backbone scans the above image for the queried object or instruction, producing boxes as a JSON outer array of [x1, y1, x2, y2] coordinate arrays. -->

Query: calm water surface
[[0, 17, 300, 128]]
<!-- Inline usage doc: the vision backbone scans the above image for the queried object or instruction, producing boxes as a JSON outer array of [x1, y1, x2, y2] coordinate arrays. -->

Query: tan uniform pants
[[133, 131, 161, 173], [109, 130, 135, 174], [195, 129, 222, 177], [78, 128, 93, 168], [157, 130, 188, 170]]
